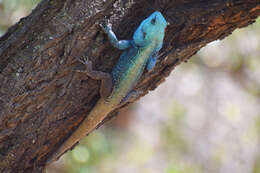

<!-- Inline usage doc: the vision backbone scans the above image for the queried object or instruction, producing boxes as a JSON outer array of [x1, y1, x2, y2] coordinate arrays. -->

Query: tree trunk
[[0, 0, 259, 172]]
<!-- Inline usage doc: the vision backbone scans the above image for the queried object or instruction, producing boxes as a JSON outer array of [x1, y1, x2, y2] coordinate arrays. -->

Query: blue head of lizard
[[133, 11, 167, 48]]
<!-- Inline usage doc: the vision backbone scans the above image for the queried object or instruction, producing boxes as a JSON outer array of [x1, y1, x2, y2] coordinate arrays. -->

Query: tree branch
[[0, 0, 259, 172]]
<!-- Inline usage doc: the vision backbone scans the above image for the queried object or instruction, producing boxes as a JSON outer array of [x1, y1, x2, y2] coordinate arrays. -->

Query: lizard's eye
[[143, 32, 146, 39], [151, 17, 156, 25]]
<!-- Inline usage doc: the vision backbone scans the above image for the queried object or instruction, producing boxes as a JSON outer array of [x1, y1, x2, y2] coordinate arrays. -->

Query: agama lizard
[[48, 11, 167, 163]]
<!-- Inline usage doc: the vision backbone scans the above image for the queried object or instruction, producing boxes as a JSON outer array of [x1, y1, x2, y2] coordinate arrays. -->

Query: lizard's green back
[[109, 42, 157, 105]]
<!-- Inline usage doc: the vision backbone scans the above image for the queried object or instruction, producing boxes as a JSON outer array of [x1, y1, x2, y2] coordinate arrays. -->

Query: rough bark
[[0, 0, 259, 172]]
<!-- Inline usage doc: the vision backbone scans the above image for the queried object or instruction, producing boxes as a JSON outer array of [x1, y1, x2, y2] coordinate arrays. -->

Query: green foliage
[[2, 0, 40, 10], [162, 101, 189, 153], [254, 154, 260, 173], [166, 165, 202, 173], [63, 132, 114, 173], [0, 0, 41, 35]]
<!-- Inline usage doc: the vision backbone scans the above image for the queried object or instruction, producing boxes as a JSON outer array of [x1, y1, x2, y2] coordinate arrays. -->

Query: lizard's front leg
[[100, 22, 132, 50], [147, 52, 159, 71], [77, 58, 112, 98]]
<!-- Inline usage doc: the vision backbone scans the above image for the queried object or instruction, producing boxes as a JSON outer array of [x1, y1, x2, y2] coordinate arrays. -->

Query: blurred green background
[[1, 1, 260, 173]]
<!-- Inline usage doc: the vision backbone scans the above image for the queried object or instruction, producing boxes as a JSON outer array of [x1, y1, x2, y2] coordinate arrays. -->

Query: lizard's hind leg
[[77, 58, 113, 99], [119, 90, 143, 106]]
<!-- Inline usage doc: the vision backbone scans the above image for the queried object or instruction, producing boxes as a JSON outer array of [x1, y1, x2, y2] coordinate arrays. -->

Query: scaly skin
[[48, 11, 167, 163]]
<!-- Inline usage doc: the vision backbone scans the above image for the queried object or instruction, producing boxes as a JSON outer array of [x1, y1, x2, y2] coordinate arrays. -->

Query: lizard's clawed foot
[[76, 57, 93, 73], [99, 19, 111, 34], [75, 57, 113, 98]]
